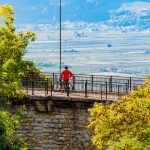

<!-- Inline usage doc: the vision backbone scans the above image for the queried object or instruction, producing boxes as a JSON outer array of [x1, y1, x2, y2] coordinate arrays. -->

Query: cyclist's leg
[[65, 80, 69, 91]]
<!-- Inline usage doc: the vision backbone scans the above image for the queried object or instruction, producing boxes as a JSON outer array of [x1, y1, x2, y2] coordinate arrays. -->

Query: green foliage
[[0, 107, 28, 150], [0, 4, 38, 149], [88, 77, 150, 150], [0, 4, 38, 105]]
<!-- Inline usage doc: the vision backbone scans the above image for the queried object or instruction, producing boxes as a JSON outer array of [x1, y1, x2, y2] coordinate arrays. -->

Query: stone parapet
[[13, 96, 98, 150]]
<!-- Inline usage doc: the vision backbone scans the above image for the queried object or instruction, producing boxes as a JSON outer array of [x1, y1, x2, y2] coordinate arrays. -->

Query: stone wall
[[13, 96, 96, 150]]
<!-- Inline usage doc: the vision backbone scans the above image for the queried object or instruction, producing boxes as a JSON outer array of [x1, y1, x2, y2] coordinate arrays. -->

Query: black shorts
[[63, 80, 68, 86]]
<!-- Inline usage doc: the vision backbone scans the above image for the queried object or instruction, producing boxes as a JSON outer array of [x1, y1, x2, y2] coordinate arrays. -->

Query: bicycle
[[53, 80, 73, 94]]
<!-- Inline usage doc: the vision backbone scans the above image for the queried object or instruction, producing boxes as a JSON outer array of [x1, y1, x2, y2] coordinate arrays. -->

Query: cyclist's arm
[[69, 71, 73, 78]]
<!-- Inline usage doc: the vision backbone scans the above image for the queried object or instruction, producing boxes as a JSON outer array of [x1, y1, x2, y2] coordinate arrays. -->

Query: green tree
[[0, 108, 28, 150], [0, 4, 38, 105], [88, 77, 150, 150], [0, 4, 38, 149]]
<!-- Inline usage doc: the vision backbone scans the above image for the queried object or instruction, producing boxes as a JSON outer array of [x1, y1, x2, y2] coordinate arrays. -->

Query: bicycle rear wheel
[[65, 83, 73, 93], [53, 82, 61, 92]]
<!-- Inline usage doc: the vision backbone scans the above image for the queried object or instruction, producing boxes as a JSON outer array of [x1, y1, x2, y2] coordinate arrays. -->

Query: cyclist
[[60, 66, 73, 92]]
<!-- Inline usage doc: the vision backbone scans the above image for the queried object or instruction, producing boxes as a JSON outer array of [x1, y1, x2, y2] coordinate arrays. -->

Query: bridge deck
[[22, 88, 124, 101], [21, 73, 142, 101]]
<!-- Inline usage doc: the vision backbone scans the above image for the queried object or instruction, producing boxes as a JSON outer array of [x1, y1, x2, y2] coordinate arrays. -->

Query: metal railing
[[20, 73, 144, 100]]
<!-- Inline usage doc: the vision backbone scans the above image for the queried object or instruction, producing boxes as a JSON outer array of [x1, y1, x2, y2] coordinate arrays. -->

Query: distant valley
[[25, 30, 150, 77]]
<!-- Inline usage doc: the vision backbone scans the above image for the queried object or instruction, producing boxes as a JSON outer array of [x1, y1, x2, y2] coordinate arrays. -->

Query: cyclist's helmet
[[65, 66, 68, 69]]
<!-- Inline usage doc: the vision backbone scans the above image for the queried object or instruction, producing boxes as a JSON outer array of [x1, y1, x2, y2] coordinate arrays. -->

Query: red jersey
[[60, 69, 73, 80]]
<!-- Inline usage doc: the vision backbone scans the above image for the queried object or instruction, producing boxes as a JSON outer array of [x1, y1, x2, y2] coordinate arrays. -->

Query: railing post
[[51, 80, 53, 96], [126, 83, 128, 94], [85, 80, 88, 98], [101, 84, 103, 99], [91, 75, 93, 92], [45, 80, 46, 96], [47, 78, 49, 95], [53, 73, 55, 84], [109, 76, 112, 92], [32, 80, 34, 95], [118, 85, 120, 96], [72, 75, 75, 91], [130, 77, 132, 91], [105, 82, 107, 99]]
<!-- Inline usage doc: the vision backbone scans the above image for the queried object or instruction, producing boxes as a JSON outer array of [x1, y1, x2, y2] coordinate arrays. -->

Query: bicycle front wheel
[[53, 82, 61, 92]]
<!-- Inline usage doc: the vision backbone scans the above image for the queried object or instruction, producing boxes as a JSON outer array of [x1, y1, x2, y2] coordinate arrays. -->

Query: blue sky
[[1, 0, 150, 23]]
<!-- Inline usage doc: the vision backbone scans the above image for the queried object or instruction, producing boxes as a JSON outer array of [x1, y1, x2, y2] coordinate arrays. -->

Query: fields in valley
[[25, 30, 150, 77]]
